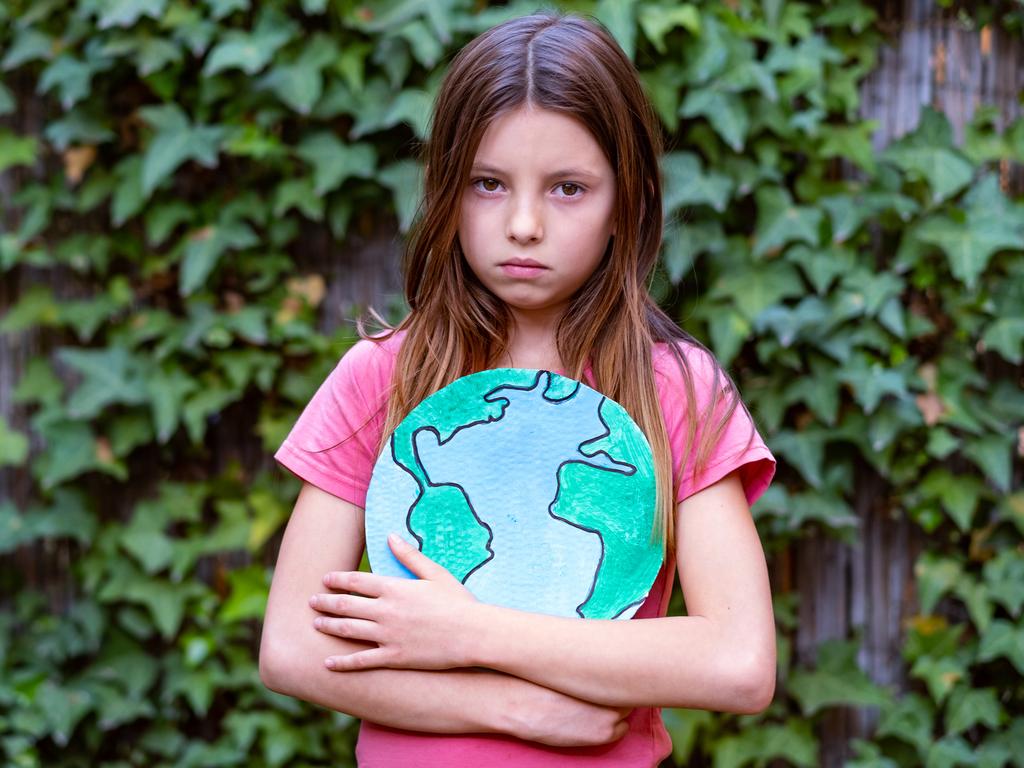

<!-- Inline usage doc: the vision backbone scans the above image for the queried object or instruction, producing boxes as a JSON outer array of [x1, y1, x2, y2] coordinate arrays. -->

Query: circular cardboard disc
[[364, 368, 661, 619]]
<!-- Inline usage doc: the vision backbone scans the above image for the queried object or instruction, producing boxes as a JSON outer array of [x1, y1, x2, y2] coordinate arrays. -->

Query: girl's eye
[[557, 182, 582, 198], [476, 178, 501, 193]]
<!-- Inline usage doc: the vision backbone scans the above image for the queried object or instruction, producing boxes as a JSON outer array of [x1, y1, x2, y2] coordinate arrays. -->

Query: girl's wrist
[[458, 600, 498, 669]]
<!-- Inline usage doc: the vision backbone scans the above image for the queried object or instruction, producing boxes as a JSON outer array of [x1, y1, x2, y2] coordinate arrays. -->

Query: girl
[[260, 10, 777, 767]]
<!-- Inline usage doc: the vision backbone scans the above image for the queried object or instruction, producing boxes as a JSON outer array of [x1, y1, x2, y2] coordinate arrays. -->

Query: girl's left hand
[[310, 532, 480, 672]]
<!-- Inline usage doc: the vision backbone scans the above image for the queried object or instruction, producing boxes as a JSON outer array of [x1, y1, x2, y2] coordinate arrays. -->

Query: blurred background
[[1, 0, 1022, 765]]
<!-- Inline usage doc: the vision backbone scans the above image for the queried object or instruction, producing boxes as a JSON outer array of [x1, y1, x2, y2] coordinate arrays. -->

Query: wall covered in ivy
[[0, 0, 1022, 766]]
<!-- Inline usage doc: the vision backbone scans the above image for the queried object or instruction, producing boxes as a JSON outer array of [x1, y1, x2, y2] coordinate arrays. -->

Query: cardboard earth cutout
[[364, 368, 661, 620]]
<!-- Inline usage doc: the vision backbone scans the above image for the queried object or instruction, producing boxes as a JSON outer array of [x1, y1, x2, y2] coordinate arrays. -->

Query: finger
[[313, 616, 381, 643], [387, 532, 452, 581], [325, 648, 392, 671], [310, 592, 379, 619], [322, 570, 387, 597]]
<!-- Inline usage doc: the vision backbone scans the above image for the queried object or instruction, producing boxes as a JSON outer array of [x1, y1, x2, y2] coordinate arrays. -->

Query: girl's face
[[458, 105, 616, 329]]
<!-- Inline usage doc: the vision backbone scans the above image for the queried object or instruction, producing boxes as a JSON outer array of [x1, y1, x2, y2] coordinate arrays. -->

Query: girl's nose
[[506, 197, 543, 244]]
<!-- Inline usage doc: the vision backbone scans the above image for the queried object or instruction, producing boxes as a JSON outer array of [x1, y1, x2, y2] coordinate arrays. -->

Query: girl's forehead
[[472, 107, 610, 174]]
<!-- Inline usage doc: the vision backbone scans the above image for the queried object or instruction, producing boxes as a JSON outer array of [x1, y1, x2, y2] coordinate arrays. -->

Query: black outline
[[381, 369, 652, 617], [547, 396, 640, 617]]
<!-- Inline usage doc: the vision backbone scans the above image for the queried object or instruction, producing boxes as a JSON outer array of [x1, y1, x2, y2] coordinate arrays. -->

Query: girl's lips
[[500, 263, 547, 278]]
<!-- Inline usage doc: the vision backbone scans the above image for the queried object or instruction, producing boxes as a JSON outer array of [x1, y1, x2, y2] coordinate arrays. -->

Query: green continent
[[552, 398, 660, 618], [393, 368, 542, 581]]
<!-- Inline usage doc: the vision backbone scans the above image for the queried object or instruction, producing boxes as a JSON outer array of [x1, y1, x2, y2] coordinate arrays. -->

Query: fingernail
[[325, 658, 336, 669], [309, 596, 317, 607]]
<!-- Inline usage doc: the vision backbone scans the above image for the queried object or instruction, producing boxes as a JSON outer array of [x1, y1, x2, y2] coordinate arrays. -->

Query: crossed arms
[[258, 476, 775, 747]]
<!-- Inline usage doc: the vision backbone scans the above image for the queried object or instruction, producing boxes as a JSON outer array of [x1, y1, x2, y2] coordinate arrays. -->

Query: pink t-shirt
[[274, 328, 775, 767]]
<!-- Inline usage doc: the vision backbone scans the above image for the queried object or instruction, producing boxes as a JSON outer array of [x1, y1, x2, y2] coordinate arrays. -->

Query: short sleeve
[[655, 342, 776, 507], [273, 339, 393, 508]]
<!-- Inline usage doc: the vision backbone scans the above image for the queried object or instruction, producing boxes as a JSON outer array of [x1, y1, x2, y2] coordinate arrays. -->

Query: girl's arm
[[317, 470, 777, 712], [259, 481, 631, 747]]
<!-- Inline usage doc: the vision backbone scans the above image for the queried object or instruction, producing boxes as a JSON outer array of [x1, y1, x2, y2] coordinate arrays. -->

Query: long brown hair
[[359, 10, 753, 559]]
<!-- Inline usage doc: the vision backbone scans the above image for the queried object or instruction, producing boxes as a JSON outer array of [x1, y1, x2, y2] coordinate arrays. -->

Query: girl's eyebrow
[[470, 163, 602, 180]]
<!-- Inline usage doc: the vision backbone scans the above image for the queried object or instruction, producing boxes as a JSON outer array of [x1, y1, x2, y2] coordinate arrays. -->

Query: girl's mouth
[[500, 264, 548, 278]]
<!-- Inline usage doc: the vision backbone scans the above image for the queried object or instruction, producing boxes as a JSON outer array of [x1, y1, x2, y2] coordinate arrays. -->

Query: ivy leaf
[[880, 108, 973, 203], [37, 43, 114, 110], [982, 317, 1024, 364], [638, 3, 700, 54], [818, 120, 878, 174], [876, 693, 935, 754], [662, 152, 733, 213], [754, 296, 832, 348], [910, 654, 967, 704], [206, 0, 249, 20], [295, 132, 376, 196], [788, 638, 890, 715], [259, 34, 338, 114], [2, 27, 54, 69], [919, 469, 986, 532], [378, 159, 424, 233], [350, 0, 457, 42], [57, 346, 148, 418], [679, 88, 748, 152], [705, 305, 751, 368], [952, 575, 993, 634], [784, 243, 856, 295], [712, 719, 818, 768], [0, 129, 38, 173], [752, 186, 823, 258], [785, 358, 840, 424], [202, 7, 295, 75], [595, 0, 638, 60], [836, 353, 911, 414], [272, 177, 323, 221], [117, 579, 196, 639], [0, 284, 59, 332], [138, 104, 225, 198], [33, 419, 123, 489], [96, 0, 168, 28], [179, 218, 259, 296], [838, 268, 904, 317], [926, 735, 978, 768], [0, 416, 28, 467], [769, 428, 826, 488], [111, 155, 144, 226], [914, 552, 962, 615], [0, 81, 14, 116], [680, 13, 728, 83], [182, 385, 238, 445], [663, 219, 725, 284], [34, 681, 93, 748], [964, 433, 1013, 492], [120, 528, 175, 574], [44, 107, 115, 152], [709, 260, 804, 321], [983, 550, 1024, 618], [145, 200, 193, 246], [947, 685, 1003, 736], [220, 564, 270, 622], [977, 619, 1024, 674], [146, 365, 200, 443], [914, 209, 1023, 290]]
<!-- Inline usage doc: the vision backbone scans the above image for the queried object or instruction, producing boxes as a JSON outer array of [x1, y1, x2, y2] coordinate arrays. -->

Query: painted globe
[[364, 368, 661, 619]]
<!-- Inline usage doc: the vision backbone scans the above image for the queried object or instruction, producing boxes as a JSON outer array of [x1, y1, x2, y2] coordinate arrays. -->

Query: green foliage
[[0, 0, 1022, 765]]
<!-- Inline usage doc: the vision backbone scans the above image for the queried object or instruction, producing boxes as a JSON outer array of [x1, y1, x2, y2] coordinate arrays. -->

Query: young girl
[[260, 10, 777, 767]]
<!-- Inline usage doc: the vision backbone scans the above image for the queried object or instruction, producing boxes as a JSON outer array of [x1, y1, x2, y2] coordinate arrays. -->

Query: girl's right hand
[[509, 684, 633, 747]]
